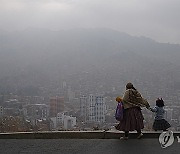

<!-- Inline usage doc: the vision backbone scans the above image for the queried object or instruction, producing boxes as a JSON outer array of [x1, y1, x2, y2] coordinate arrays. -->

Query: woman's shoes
[[137, 133, 143, 139], [120, 136, 128, 140], [120, 133, 143, 139]]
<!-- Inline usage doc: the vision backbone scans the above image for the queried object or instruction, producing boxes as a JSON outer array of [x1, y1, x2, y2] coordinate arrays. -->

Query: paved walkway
[[0, 139, 179, 154]]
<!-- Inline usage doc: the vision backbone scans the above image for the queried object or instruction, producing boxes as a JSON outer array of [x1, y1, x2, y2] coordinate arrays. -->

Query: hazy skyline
[[0, 0, 180, 44]]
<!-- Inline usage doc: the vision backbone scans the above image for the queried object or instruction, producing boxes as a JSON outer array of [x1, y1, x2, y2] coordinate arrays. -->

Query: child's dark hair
[[156, 98, 164, 107]]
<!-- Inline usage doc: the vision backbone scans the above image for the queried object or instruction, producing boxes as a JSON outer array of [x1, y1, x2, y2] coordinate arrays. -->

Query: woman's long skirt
[[115, 107, 144, 132]]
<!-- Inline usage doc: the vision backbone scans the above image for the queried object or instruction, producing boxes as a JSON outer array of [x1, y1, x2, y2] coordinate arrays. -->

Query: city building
[[49, 97, 64, 117], [51, 112, 65, 129], [50, 112, 76, 130], [62, 81, 67, 89], [24, 104, 49, 120], [90, 95, 106, 123], [67, 86, 75, 101], [3, 99, 25, 116], [80, 95, 89, 122], [0, 106, 3, 117], [81, 95, 106, 123], [63, 115, 76, 130]]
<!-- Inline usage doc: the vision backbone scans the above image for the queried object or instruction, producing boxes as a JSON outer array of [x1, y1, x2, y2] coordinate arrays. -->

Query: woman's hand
[[146, 104, 150, 109]]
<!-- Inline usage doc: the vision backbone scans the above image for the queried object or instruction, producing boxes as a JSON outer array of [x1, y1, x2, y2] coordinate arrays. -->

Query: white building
[[80, 95, 89, 122], [50, 112, 65, 130], [50, 117, 57, 129], [62, 81, 67, 89], [57, 112, 65, 125], [89, 95, 106, 123], [67, 86, 75, 101], [50, 112, 76, 130], [63, 116, 76, 130], [89, 95, 96, 122]]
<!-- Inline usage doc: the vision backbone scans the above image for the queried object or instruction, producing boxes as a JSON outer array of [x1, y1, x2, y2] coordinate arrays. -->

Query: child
[[115, 96, 123, 121], [116, 96, 122, 103], [150, 98, 171, 131]]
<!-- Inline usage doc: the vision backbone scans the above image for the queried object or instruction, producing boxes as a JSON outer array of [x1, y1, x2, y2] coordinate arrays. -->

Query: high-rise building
[[67, 86, 75, 101], [62, 81, 67, 89], [89, 95, 106, 123], [89, 95, 96, 122], [80, 94, 106, 123], [80, 95, 89, 122], [49, 97, 64, 117]]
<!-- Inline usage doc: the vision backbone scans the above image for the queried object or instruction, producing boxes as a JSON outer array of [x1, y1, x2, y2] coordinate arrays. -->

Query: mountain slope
[[0, 28, 180, 94]]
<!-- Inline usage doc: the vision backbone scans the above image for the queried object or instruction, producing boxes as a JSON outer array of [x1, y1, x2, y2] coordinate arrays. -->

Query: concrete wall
[[0, 131, 180, 139]]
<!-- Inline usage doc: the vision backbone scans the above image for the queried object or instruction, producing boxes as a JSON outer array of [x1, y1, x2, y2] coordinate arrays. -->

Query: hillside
[[0, 28, 180, 95]]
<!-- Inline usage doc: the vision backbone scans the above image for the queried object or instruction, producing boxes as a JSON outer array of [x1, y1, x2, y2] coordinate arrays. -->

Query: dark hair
[[156, 98, 164, 107], [126, 82, 136, 90]]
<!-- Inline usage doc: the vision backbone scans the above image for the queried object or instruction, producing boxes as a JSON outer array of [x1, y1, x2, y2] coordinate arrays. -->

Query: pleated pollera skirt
[[115, 107, 144, 132], [153, 119, 171, 131]]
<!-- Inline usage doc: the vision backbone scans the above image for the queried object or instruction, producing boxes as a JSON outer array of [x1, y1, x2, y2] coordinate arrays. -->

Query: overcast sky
[[0, 0, 180, 44]]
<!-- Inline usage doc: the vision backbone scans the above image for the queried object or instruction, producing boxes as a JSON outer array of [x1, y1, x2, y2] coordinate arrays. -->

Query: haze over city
[[0, 0, 180, 132]]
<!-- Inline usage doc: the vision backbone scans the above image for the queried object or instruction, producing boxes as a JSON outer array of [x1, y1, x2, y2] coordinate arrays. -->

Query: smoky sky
[[0, 0, 180, 44]]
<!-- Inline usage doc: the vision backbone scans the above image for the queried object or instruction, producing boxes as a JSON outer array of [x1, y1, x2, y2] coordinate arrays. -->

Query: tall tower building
[[89, 95, 96, 122], [89, 95, 106, 123], [80, 94, 106, 123], [80, 95, 89, 122], [94, 95, 106, 123], [67, 86, 75, 101], [49, 97, 64, 117]]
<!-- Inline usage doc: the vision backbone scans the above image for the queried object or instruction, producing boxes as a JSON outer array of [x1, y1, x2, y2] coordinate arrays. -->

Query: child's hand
[[149, 107, 153, 112]]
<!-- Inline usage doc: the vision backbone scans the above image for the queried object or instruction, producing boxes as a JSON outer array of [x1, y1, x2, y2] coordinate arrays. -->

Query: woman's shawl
[[123, 89, 150, 108]]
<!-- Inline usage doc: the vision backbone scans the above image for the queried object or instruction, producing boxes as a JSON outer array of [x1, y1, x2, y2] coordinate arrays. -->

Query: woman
[[115, 82, 150, 139]]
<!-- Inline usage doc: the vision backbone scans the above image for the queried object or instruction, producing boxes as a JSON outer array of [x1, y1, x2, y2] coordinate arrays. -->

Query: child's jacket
[[150, 106, 165, 120]]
